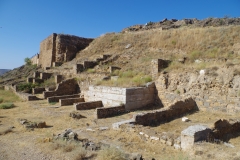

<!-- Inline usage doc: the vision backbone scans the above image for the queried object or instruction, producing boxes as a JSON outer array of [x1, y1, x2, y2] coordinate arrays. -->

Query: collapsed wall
[[43, 78, 80, 98], [133, 97, 197, 126], [154, 64, 240, 113], [39, 33, 93, 68]]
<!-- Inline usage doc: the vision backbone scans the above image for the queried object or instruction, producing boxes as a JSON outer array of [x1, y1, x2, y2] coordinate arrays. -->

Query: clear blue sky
[[0, 0, 239, 69]]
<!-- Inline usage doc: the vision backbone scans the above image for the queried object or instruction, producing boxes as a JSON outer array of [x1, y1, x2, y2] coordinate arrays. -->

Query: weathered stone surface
[[96, 105, 125, 119], [39, 33, 93, 68], [60, 98, 84, 106], [32, 87, 45, 94], [40, 72, 52, 80], [47, 94, 80, 103], [85, 83, 155, 110], [151, 59, 170, 80], [181, 125, 211, 151], [44, 78, 80, 98], [112, 119, 135, 130], [209, 119, 240, 141], [109, 66, 121, 73], [133, 97, 197, 126], [75, 101, 103, 110]]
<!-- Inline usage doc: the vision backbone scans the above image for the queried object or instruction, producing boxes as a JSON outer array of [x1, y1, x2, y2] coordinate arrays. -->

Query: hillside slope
[[74, 24, 240, 75], [0, 69, 11, 76]]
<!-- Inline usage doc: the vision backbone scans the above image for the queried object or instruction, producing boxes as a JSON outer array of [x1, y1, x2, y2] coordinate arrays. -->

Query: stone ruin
[[33, 33, 93, 68]]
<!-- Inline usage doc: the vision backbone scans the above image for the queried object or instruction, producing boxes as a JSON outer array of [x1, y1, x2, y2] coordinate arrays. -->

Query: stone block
[[47, 94, 80, 103], [112, 119, 135, 130], [75, 101, 103, 110], [27, 77, 34, 83], [181, 125, 211, 151], [40, 72, 52, 80], [60, 98, 84, 106], [55, 75, 63, 84], [33, 78, 44, 84], [96, 105, 125, 119], [32, 87, 45, 94]]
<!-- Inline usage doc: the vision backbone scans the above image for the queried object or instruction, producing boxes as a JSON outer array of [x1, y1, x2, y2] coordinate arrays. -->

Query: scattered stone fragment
[[86, 128, 95, 132], [174, 144, 181, 150], [182, 117, 190, 122], [69, 111, 85, 119], [150, 136, 159, 141], [98, 127, 109, 131], [166, 139, 174, 146], [224, 142, 235, 148], [139, 132, 144, 135]]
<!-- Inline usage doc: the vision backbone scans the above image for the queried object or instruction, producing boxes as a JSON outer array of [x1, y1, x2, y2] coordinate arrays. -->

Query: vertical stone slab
[[181, 125, 211, 151], [151, 59, 169, 80], [55, 75, 63, 84]]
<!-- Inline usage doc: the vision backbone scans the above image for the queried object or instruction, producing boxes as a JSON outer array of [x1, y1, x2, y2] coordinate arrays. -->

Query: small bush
[[87, 69, 96, 73], [49, 102, 57, 105], [17, 83, 38, 92], [0, 103, 15, 109], [40, 77, 56, 88], [24, 57, 32, 65], [189, 51, 202, 61], [120, 70, 136, 78]]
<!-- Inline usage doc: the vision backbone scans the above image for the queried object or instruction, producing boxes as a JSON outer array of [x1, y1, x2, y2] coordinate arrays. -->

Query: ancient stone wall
[[84, 83, 155, 110], [96, 105, 126, 119], [39, 33, 56, 68], [60, 98, 84, 106], [39, 33, 93, 68], [133, 97, 197, 126], [32, 87, 45, 94], [30, 54, 39, 65], [47, 94, 80, 103], [151, 59, 169, 80], [75, 101, 103, 110], [155, 66, 240, 113], [44, 78, 80, 98], [209, 119, 240, 141], [4, 85, 39, 101], [40, 72, 52, 80]]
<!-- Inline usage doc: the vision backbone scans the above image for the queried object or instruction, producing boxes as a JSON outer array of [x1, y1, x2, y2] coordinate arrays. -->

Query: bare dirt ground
[[1, 100, 240, 160]]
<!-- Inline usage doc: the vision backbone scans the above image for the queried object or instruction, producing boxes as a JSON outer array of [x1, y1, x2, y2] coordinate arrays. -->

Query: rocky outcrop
[[122, 17, 240, 32]]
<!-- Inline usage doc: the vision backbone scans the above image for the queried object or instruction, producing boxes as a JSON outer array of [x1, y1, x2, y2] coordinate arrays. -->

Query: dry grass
[[94, 70, 152, 87], [0, 127, 13, 135], [97, 147, 125, 160], [0, 89, 20, 103], [74, 25, 240, 76]]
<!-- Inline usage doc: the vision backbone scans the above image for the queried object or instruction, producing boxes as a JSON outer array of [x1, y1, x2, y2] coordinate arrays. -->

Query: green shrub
[[17, 83, 38, 92], [0, 103, 15, 109], [40, 77, 56, 88], [24, 57, 32, 66], [0, 98, 3, 103], [87, 69, 96, 73], [143, 75, 152, 83], [189, 51, 202, 61]]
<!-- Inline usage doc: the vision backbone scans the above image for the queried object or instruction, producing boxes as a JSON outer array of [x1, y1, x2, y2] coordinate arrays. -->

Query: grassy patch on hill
[[0, 89, 20, 103]]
